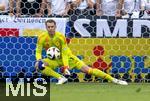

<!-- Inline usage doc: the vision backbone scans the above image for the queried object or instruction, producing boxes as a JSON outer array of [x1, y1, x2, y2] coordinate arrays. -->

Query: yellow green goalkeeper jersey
[[36, 31, 72, 67]]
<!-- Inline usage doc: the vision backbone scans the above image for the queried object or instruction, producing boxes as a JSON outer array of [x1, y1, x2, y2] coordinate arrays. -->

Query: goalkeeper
[[35, 19, 128, 85]]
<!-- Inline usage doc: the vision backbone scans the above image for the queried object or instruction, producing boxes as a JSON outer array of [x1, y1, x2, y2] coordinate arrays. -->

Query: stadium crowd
[[0, 0, 149, 18]]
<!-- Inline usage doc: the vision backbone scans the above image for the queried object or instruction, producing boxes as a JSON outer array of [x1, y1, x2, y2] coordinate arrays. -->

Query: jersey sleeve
[[59, 33, 72, 67], [35, 34, 44, 60]]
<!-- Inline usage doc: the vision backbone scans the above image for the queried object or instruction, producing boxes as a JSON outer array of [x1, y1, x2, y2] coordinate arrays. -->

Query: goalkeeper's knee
[[35, 60, 45, 70]]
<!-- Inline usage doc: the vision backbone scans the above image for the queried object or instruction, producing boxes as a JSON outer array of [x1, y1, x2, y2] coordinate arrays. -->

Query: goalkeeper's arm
[[60, 34, 71, 75], [61, 45, 71, 75]]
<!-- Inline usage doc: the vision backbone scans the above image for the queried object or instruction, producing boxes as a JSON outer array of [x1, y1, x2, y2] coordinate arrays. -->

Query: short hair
[[45, 19, 56, 26]]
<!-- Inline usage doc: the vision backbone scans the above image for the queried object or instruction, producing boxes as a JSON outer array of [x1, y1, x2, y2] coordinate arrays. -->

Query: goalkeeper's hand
[[61, 66, 71, 75]]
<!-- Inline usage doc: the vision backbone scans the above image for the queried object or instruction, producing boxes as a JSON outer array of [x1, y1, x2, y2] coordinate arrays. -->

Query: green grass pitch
[[50, 83, 150, 101]]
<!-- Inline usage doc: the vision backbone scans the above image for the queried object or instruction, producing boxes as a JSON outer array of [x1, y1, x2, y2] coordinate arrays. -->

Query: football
[[46, 47, 61, 59]]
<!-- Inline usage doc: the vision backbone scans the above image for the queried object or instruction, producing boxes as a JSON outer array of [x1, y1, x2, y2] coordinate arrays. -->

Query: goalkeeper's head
[[45, 19, 56, 36]]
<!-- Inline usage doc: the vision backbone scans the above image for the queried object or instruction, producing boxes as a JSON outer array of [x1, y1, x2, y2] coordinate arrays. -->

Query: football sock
[[88, 68, 114, 81]]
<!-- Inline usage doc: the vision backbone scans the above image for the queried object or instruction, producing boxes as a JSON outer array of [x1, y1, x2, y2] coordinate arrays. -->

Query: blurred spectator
[[16, 0, 43, 17], [38, 0, 71, 16], [73, 0, 94, 10], [0, 0, 9, 15], [9, 0, 20, 16], [122, 0, 142, 18], [141, 0, 150, 18], [96, 0, 124, 17], [70, 0, 95, 15]]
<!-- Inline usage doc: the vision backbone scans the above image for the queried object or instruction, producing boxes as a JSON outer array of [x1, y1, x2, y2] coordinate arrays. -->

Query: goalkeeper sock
[[88, 68, 114, 81], [41, 66, 62, 79]]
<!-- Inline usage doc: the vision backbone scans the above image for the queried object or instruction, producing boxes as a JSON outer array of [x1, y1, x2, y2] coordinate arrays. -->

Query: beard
[[48, 31, 55, 36]]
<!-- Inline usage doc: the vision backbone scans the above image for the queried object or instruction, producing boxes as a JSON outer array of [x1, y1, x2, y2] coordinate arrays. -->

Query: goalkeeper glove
[[61, 66, 71, 75]]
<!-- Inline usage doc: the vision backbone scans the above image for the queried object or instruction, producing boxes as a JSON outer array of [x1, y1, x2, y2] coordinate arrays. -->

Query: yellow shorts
[[42, 54, 86, 70]]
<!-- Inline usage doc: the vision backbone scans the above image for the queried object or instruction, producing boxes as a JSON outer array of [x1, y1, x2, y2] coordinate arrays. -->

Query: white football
[[46, 47, 61, 59]]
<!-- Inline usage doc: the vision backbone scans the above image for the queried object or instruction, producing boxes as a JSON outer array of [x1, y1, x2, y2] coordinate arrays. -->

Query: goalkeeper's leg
[[70, 55, 128, 85], [80, 65, 128, 85], [41, 66, 67, 85], [35, 60, 67, 85]]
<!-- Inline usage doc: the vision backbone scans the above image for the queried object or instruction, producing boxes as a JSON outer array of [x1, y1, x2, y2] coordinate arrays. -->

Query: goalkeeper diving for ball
[[35, 19, 128, 85]]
